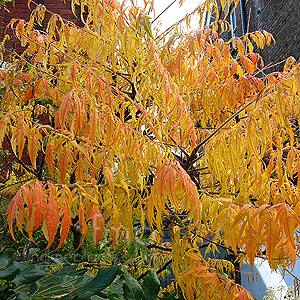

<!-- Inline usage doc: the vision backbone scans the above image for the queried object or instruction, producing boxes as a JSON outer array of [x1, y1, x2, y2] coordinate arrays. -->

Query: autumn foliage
[[1, 0, 300, 298]]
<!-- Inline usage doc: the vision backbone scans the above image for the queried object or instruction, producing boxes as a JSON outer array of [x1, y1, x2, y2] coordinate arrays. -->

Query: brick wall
[[0, 0, 83, 55], [215, 0, 300, 73]]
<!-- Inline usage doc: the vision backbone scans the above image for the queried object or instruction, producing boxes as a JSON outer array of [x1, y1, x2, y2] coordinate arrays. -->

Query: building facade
[[206, 0, 300, 72]]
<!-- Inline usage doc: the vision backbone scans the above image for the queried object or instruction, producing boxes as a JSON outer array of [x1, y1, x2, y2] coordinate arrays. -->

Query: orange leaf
[[15, 19, 27, 47], [235, 289, 253, 300], [263, 214, 279, 262], [6, 191, 22, 240], [87, 71, 92, 95], [89, 108, 98, 144], [274, 203, 299, 247], [16, 208, 25, 235], [70, 63, 78, 89], [55, 91, 74, 129], [103, 166, 114, 193], [13, 119, 27, 159], [74, 157, 86, 182], [88, 205, 105, 244], [56, 204, 72, 250], [74, 93, 86, 136], [77, 204, 88, 250], [21, 86, 34, 103], [186, 265, 210, 275], [33, 79, 46, 98], [26, 208, 35, 240], [58, 148, 71, 183], [0, 114, 10, 145], [28, 130, 39, 168], [22, 186, 32, 218], [32, 181, 47, 230], [45, 184, 59, 249]]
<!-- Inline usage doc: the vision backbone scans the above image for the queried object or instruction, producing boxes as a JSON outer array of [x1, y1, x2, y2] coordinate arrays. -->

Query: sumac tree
[[1, 0, 300, 299]]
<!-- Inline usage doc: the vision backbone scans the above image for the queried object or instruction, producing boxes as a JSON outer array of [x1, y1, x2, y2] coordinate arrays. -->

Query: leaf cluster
[[0, 250, 183, 300]]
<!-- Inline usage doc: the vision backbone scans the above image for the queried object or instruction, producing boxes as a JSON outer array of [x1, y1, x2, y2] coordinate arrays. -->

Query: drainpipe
[[37, 0, 44, 31], [240, 0, 247, 35]]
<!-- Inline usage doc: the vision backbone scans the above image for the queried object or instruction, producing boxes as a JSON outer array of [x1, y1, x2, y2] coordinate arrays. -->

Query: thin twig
[[0, 157, 15, 174], [247, 8, 251, 34], [152, 0, 177, 24], [137, 259, 172, 281]]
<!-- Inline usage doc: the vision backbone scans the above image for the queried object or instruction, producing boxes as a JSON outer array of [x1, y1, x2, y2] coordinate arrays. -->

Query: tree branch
[[147, 244, 172, 252], [5, 134, 39, 177]]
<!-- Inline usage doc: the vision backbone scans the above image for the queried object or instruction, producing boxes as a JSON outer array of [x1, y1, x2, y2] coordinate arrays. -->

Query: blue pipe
[[240, 0, 247, 35]]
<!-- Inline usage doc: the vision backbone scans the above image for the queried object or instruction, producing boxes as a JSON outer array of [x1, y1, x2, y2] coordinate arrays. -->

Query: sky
[[136, 0, 204, 34]]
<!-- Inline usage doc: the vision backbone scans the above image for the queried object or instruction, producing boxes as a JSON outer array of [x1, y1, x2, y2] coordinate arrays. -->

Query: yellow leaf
[[103, 166, 115, 193]]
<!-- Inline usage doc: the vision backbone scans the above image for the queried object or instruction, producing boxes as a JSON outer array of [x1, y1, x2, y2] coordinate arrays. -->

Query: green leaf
[[136, 14, 155, 40], [26, 264, 94, 299], [13, 264, 49, 285], [38, 264, 88, 289], [127, 240, 138, 259], [31, 274, 82, 299], [0, 262, 21, 281], [31, 286, 74, 299], [76, 266, 119, 299], [107, 276, 125, 300], [122, 269, 143, 300], [0, 250, 15, 270], [142, 15, 155, 40], [13, 291, 30, 300], [142, 269, 160, 300]]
